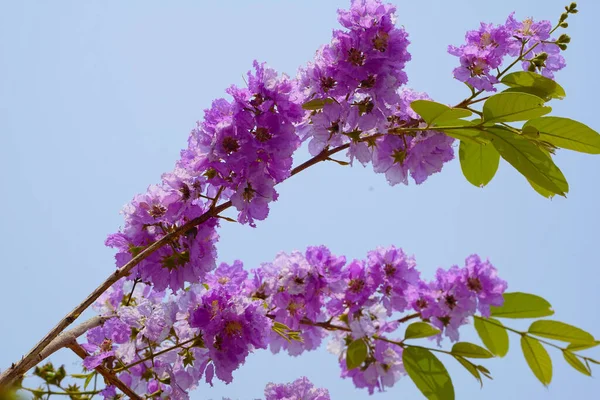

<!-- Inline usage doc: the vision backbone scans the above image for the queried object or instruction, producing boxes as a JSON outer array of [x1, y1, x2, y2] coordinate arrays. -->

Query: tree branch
[[18, 315, 111, 375], [66, 341, 142, 400], [0, 133, 381, 388]]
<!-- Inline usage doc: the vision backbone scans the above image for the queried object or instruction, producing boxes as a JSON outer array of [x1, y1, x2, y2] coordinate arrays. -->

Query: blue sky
[[1, 0, 599, 398]]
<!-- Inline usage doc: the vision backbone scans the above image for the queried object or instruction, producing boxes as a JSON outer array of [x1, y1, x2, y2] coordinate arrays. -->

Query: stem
[[465, 107, 483, 117], [299, 318, 352, 333], [398, 313, 421, 324], [113, 336, 199, 373], [125, 278, 140, 307], [467, 96, 490, 106], [297, 315, 453, 357], [66, 341, 142, 400], [13, 316, 111, 379], [22, 388, 101, 396], [373, 335, 454, 356]]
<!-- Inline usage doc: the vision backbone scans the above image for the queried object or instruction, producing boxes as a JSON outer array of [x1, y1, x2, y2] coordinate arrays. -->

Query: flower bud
[[558, 34, 571, 44]]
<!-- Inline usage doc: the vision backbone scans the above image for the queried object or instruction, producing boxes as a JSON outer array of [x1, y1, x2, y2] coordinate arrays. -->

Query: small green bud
[[569, 2, 577, 11], [560, 12, 569, 22], [558, 43, 568, 51], [560, 22, 569, 28], [558, 34, 571, 43], [527, 63, 537, 72]]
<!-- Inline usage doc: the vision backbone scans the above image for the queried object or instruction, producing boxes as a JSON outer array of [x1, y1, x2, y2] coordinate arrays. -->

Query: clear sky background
[[1, 1, 599, 399]]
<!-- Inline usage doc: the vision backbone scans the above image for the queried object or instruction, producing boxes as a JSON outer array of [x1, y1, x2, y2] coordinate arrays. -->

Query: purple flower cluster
[[189, 282, 272, 383], [506, 14, 567, 79], [81, 318, 130, 370], [190, 61, 304, 227], [372, 89, 455, 185], [265, 376, 330, 400], [85, 246, 506, 398], [411, 255, 507, 342], [449, 13, 566, 91], [297, 0, 410, 109], [323, 248, 506, 393], [245, 247, 346, 356], [339, 340, 405, 394], [296, 1, 454, 185], [105, 60, 303, 291]]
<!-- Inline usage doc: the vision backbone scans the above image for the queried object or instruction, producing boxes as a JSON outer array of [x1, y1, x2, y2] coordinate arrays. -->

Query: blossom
[[297, 0, 411, 160], [81, 318, 130, 369], [265, 376, 330, 400], [448, 21, 511, 91], [449, 13, 567, 91], [462, 255, 508, 317], [341, 340, 405, 394], [189, 287, 272, 383], [366, 246, 420, 313]]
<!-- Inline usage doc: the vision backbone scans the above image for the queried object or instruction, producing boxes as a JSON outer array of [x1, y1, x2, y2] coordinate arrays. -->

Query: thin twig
[[17, 315, 111, 376], [66, 341, 142, 400], [113, 336, 199, 373]]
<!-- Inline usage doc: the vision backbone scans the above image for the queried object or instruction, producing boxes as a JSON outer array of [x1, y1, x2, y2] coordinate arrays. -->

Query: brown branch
[[18, 315, 111, 375], [113, 336, 199, 373], [0, 133, 381, 388], [299, 318, 352, 332], [398, 312, 420, 324], [66, 341, 142, 400]]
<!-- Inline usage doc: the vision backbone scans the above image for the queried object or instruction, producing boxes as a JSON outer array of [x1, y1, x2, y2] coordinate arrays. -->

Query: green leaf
[[521, 336, 553, 386], [405, 322, 442, 340], [528, 320, 596, 344], [453, 356, 483, 387], [563, 350, 592, 376], [523, 117, 600, 154], [527, 179, 556, 199], [302, 98, 334, 110], [346, 339, 368, 370], [484, 127, 569, 196], [501, 71, 566, 101], [459, 140, 500, 187], [70, 373, 90, 379], [567, 341, 600, 351], [411, 100, 473, 125], [403, 346, 455, 400], [84, 373, 94, 390], [452, 342, 494, 359], [474, 317, 509, 357], [483, 93, 551, 123], [490, 292, 554, 319], [476, 364, 493, 380]]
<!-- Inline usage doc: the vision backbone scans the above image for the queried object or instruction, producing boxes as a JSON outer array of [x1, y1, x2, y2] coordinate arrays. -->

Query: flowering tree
[[1, 1, 599, 399]]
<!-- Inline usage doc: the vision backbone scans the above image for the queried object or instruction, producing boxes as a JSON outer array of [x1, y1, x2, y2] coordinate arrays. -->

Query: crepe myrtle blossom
[[264, 376, 330, 400], [85, 243, 506, 397], [449, 13, 567, 90]]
